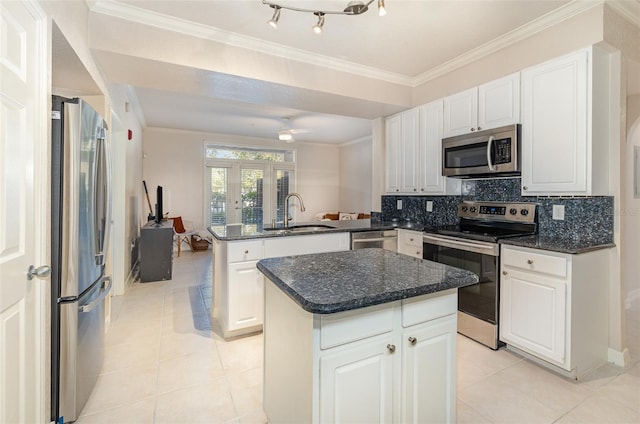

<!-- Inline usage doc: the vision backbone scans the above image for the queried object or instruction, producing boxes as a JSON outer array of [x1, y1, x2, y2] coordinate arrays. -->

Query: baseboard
[[625, 288, 640, 310], [608, 347, 631, 367]]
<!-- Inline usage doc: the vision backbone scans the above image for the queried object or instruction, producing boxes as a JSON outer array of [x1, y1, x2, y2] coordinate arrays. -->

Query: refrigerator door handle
[[93, 132, 111, 267], [79, 276, 112, 313]]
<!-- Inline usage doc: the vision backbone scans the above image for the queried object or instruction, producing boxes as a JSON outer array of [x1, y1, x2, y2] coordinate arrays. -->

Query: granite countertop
[[208, 219, 425, 241], [256, 248, 479, 314], [499, 235, 615, 254]]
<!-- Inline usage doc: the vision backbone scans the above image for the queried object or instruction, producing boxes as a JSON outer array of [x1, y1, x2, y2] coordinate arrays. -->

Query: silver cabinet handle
[[523, 186, 528, 190], [244, 250, 249, 254], [409, 238, 414, 242], [470, 128, 475, 131], [477, 126, 482, 130], [408, 337, 417, 345], [27, 265, 51, 280], [387, 344, 396, 353], [502, 270, 508, 275], [527, 259, 534, 265]]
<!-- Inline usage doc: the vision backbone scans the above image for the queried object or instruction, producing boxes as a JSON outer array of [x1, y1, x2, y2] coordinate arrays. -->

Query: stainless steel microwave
[[442, 124, 521, 178]]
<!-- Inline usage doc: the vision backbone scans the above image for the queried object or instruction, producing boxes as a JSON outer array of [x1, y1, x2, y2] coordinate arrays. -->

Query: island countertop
[[256, 248, 479, 314]]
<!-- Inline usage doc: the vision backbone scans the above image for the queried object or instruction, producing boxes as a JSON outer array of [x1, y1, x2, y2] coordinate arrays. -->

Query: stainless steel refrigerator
[[51, 96, 112, 423]]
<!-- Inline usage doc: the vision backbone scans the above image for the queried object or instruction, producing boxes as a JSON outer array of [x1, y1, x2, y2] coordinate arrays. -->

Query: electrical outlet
[[552, 204, 565, 220], [397, 199, 402, 210], [426, 201, 433, 212]]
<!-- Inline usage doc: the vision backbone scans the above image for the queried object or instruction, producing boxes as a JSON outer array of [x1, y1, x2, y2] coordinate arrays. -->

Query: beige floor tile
[[217, 334, 264, 374], [456, 336, 523, 389], [237, 409, 268, 424], [456, 399, 493, 424], [76, 396, 155, 424], [156, 350, 226, 395], [598, 373, 640, 413], [458, 375, 561, 424], [159, 330, 218, 361], [154, 379, 238, 424], [228, 368, 263, 416], [580, 363, 625, 390], [555, 393, 640, 423], [488, 360, 596, 417], [81, 365, 158, 416], [105, 320, 162, 347], [102, 339, 160, 373]]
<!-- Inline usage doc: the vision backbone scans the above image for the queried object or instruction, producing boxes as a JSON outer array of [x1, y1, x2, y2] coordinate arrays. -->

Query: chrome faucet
[[284, 193, 306, 228]]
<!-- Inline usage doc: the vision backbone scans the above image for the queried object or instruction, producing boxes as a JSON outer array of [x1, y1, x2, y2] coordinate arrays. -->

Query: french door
[[207, 163, 269, 227]]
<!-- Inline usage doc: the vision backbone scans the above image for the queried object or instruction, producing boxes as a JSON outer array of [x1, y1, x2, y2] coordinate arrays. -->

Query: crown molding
[[340, 135, 372, 147], [90, 0, 413, 87], [412, 0, 604, 86], [606, 0, 640, 28]]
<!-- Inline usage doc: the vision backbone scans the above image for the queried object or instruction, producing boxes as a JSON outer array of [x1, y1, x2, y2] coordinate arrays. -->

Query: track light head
[[378, 0, 386, 16], [313, 13, 325, 34], [268, 6, 281, 29]]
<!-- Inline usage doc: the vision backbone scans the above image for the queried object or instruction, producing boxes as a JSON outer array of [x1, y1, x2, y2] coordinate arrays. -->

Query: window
[[205, 144, 295, 227]]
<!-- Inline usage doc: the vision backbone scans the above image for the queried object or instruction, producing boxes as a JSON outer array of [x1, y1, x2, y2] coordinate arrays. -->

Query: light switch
[[552, 204, 565, 220], [397, 199, 402, 209], [426, 201, 433, 212]]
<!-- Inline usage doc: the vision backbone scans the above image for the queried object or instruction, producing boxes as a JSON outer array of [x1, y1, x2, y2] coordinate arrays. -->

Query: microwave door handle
[[486, 135, 495, 171]]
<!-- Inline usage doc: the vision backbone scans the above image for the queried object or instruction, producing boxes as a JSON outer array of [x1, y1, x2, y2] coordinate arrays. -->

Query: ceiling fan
[[278, 117, 309, 143]]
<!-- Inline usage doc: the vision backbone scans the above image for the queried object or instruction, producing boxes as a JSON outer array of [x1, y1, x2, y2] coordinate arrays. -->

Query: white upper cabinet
[[385, 101, 460, 195], [521, 47, 611, 196], [385, 113, 402, 193], [443, 73, 520, 138]]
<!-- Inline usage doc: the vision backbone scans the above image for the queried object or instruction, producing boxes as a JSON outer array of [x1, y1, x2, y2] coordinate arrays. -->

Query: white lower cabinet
[[397, 229, 423, 259], [226, 260, 263, 332], [214, 233, 350, 338], [499, 245, 609, 378], [263, 284, 458, 423]]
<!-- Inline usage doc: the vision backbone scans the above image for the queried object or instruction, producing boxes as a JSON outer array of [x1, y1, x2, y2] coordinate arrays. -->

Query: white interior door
[[0, 0, 49, 422]]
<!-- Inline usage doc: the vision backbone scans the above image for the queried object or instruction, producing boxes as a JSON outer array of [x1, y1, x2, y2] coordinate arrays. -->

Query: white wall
[[339, 137, 372, 213], [142, 128, 340, 227]]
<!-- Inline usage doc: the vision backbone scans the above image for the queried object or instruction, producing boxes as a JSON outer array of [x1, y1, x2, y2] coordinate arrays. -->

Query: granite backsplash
[[380, 177, 614, 245]]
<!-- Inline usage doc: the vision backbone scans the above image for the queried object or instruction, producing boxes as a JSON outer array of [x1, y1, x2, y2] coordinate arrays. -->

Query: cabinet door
[[397, 229, 423, 259], [521, 49, 588, 195], [500, 268, 567, 366], [227, 260, 263, 331], [401, 315, 456, 424], [478, 72, 520, 131], [418, 100, 447, 194], [320, 335, 395, 424], [400, 108, 420, 193], [385, 114, 402, 193], [443, 87, 478, 137]]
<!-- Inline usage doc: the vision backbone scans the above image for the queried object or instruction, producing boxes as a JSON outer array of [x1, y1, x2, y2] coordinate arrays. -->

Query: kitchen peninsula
[[257, 248, 479, 424]]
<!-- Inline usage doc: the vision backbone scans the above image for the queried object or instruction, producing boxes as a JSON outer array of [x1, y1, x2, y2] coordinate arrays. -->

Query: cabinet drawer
[[399, 230, 422, 247], [228, 240, 263, 262], [502, 247, 567, 278], [320, 302, 395, 349], [402, 290, 457, 327]]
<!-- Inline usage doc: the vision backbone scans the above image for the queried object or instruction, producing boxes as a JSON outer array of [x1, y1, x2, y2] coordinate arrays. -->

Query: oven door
[[423, 233, 499, 326]]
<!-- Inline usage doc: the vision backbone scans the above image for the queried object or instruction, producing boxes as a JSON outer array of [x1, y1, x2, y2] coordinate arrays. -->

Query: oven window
[[424, 244, 498, 323], [444, 142, 488, 168]]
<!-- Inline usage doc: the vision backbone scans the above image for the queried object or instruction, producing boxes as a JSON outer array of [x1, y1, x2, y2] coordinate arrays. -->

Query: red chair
[[170, 216, 197, 257]]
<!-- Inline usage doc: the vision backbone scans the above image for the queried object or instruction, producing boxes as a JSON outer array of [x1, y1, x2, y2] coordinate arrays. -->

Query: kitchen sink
[[263, 224, 336, 234]]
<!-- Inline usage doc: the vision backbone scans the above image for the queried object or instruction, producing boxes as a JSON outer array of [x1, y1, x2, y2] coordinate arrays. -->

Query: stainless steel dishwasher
[[351, 230, 398, 251]]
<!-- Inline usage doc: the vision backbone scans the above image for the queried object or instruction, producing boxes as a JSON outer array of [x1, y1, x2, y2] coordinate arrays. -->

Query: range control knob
[[509, 208, 518, 215], [520, 209, 529, 216], [461, 206, 468, 212], [470, 207, 477, 213]]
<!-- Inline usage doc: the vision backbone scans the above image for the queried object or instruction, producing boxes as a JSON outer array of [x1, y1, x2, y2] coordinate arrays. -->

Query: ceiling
[[55, 0, 611, 144]]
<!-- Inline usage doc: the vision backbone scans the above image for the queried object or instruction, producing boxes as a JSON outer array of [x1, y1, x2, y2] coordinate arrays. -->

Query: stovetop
[[428, 201, 538, 243]]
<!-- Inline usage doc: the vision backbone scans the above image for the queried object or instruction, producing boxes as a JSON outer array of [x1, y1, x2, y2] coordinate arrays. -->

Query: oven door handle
[[352, 237, 397, 243], [486, 135, 495, 171], [423, 234, 498, 257]]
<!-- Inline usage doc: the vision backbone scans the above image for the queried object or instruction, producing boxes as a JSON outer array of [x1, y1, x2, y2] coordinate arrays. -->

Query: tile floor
[[77, 251, 640, 423]]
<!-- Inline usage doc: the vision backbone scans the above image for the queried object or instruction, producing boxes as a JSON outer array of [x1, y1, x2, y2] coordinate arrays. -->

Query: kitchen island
[[257, 248, 478, 424]]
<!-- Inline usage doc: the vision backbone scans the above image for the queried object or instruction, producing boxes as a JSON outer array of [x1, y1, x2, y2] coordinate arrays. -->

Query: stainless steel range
[[423, 201, 537, 349]]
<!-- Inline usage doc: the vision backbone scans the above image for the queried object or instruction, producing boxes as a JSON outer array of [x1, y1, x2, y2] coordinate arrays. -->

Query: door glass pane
[[275, 170, 291, 222], [240, 168, 264, 227], [209, 167, 227, 225]]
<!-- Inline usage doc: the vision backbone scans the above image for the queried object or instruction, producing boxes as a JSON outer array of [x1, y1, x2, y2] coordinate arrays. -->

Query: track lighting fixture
[[267, 6, 281, 29], [313, 13, 325, 34], [262, 0, 386, 33]]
